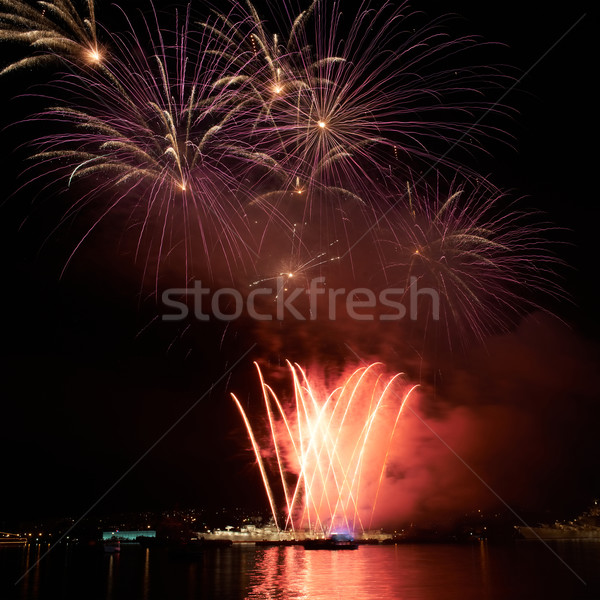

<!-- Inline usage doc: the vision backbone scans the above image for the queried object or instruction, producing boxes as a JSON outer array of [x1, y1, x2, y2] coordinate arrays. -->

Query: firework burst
[[382, 179, 565, 342], [218, 1, 512, 198], [22, 6, 283, 281], [0, 0, 101, 74]]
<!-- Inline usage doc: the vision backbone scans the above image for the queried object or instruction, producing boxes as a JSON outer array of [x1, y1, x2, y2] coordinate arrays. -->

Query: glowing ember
[[87, 47, 102, 63], [232, 362, 418, 536]]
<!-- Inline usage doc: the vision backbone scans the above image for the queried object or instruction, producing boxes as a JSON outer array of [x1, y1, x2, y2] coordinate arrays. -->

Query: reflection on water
[[106, 553, 116, 600], [247, 546, 401, 599], [142, 548, 150, 600], [2, 541, 600, 600], [479, 540, 491, 599], [245, 543, 599, 600], [18, 543, 42, 599]]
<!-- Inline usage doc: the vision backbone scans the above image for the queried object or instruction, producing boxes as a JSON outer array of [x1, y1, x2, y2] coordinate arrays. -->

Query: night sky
[[0, 0, 596, 528]]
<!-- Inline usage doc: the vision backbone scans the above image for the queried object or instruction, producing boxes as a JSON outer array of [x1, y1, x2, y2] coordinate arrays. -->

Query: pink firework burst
[[21, 6, 281, 283], [382, 178, 566, 343], [218, 0, 512, 200]]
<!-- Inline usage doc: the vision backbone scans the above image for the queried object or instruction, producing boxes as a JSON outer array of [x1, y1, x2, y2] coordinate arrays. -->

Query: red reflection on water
[[246, 546, 406, 599], [244, 543, 547, 600]]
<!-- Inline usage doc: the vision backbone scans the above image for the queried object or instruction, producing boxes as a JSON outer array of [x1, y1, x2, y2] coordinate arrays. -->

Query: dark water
[[1, 541, 599, 600]]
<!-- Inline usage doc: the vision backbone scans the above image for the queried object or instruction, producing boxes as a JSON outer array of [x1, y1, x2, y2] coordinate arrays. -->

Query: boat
[[302, 533, 358, 550], [517, 501, 600, 540]]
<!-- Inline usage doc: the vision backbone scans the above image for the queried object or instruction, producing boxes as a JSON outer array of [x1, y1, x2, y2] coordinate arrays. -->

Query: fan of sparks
[[232, 361, 419, 536]]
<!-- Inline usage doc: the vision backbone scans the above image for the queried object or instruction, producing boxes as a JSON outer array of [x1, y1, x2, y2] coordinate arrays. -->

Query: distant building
[[102, 530, 156, 541]]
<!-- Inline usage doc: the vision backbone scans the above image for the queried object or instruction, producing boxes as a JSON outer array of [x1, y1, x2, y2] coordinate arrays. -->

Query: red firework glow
[[232, 362, 419, 536]]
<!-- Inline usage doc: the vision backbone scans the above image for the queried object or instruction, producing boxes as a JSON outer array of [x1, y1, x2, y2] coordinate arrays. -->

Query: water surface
[[1, 541, 599, 599]]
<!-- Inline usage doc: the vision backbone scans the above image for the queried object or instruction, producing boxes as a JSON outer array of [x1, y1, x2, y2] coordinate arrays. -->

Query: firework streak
[[232, 362, 419, 535]]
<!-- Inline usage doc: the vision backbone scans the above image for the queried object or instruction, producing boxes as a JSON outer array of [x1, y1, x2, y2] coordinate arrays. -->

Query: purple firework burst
[[382, 178, 565, 343]]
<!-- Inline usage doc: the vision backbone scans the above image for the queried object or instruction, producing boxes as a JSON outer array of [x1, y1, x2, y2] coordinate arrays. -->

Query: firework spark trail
[[232, 361, 419, 536], [248, 238, 340, 302], [219, 1, 512, 197], [19, 5, 288, 282], [200, 1, 319, 135], [301, 362, 375, 533], [368, 379, 419, 529], [0, 0, 101, 74], [231, 391, 281, 530], [197, 0, 519, 283], [382, 178, 565, 342]]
